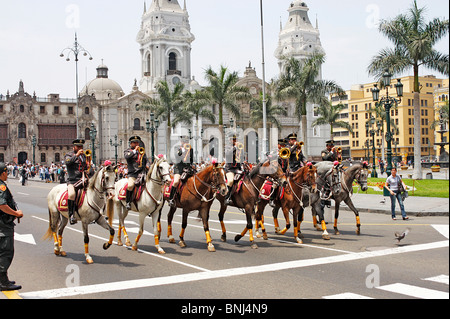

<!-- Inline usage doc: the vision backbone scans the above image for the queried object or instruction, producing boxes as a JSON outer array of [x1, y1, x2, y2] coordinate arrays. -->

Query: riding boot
[[168, 187, 177, 207], [225, 185, 233, 205], [0, 272, 22, 291], [68, 200, 77, 225], [126, 190, 133, 210]]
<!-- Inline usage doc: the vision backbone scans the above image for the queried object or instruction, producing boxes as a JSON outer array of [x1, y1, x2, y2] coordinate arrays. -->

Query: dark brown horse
[[255, 164, 317, 244], [217, 160, 287, 249], [163, 162, 228, 252]]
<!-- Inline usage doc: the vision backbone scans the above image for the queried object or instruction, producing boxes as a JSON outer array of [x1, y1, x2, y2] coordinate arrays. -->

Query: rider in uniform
[[321, 140, 342, 162], [65, 139, 89, 225], [287, 133, 306, 173], [0, 163, 23, 291], [124, 136, 148, 210], [168, 137, 194, 207], [224, 135, 243, 205]]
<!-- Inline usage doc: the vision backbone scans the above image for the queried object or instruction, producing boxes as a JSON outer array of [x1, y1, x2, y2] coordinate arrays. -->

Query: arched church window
[[85, 107, 90, 115], [146, 54, 151, 75], [134, 118, 141, 130], [169, 52, 177, 71], [18, 123, 26, 138], [85, 128, 91, 140]]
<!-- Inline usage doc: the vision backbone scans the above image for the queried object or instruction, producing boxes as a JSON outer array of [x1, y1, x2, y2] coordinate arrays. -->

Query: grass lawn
[[353, 178, 449, 198]]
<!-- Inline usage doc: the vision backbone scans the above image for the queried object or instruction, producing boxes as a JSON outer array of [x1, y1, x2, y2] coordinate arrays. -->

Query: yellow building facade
[[332, 75, 447, 163]]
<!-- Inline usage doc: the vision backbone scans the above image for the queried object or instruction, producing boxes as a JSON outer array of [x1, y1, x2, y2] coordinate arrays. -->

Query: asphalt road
[[2, 178, 449, 303]]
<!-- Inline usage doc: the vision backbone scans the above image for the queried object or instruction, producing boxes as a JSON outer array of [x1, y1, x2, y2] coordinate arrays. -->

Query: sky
[[0, 0, 448, 99]]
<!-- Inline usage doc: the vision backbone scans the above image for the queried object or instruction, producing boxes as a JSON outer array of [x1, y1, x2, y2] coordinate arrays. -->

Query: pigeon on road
[[395, 228, 411, 242]]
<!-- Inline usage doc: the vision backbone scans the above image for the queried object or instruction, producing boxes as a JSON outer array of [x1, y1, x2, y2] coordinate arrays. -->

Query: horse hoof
[[207, 244, 216, 252], [256, 231, 262, 239], [54, 250, 60, 256], [221, 234, 227, 242], [132, 245, 138, 251], [157, 247, 166, 254], [296, 238, 303, 244], [60, 251, 67, 257], [234, 235, 243, 242], [322, 234, 331, 240], [251, 243, 258, 249], [356, 228, 361, 235], [274, 227, 281, 234], [263, 233, 268, 240], [179, 241, 186, 248], [168, 236, 176, 244], [103, 243, 111, 250], [117, 241, 123, 247], [335, 230, 341, 235], [86, 258, 94, 264]]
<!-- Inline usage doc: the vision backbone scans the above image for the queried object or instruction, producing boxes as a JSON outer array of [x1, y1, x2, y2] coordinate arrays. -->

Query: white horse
[[44, 165, 117, 264], [111, 156, 171, 254]]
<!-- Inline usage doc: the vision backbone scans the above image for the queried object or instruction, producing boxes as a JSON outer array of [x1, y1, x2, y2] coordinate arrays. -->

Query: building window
[[133, 118, 141, 131], [53, 106, 60, 115], [40, 106, 46, 114], [85, 128, 91, 141], [169, 52, 177, 71], [85, 107, 90, 115], [18, 123, 26, 138], [55, 153, 60, 163], [68, 106, 74, 115]]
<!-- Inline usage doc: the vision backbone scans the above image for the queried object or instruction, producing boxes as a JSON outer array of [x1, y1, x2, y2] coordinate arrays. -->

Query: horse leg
[[272, 206, 281, 234], [255, 203, 268, 240], [334, 201, 341, 235], [279, 205, 291, 235], [95, 215, 115, 251], [218, 202, 227, 242], [199, 207, 215, 252], [292, 206, 303, 244], [179, 208, 189, 248], [313, 202, 330, 240], [132, 212, 146, 251], [57, 215, 68, 257], [152, 210, 165, 254], [344, 197, 361, 235], [234, 205, 257, 249], [297, 207, 305, 239], [82, 222, 94, 264], [167, 206, 177, 244]]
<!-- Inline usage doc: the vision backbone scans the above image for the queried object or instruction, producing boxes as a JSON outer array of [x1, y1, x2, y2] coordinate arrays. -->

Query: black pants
[[0, 235, 14, 273]]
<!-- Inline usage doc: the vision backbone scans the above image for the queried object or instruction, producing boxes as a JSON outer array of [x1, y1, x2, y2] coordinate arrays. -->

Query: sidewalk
[[333, 193, 449, 217]]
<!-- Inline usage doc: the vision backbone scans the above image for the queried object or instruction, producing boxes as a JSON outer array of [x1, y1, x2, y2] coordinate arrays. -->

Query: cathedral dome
[[81, 64, 125, 101]]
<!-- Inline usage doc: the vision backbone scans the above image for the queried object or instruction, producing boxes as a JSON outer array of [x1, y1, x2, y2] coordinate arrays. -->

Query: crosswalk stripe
[[376, 283, 449, 299], [323, 293, 373, 299], [423, 275, 449, 285]]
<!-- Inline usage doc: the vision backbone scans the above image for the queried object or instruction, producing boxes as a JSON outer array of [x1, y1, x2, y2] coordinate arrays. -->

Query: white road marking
[[432, 224, 449, 239], [376, 283, 449, 299], [20, 236, 448, 299], [423, 275, 449, 285], [323, 293, 373, 299]]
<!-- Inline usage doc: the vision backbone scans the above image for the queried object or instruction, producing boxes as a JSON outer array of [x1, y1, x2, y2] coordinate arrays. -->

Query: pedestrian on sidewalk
[[0, 163, 23, 291], [384, 167, 409, 220]]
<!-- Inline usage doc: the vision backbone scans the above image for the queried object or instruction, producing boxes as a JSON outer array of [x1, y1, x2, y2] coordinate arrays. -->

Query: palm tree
[[275, 52, 345, 156], [430, 100, 449, 129], [249, 93, 287, 130], [368, 0, 449, 179], [204, 65, 251, 157], [312, 102, 353, 140], [138, 81, 185, 154]]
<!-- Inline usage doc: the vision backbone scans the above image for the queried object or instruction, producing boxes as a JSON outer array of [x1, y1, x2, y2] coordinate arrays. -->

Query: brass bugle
[[236, 142, 244, 150], [84, 149, 92, 157], [139, 147, 145, 155], [337, 147, 342, 153], [279, 147, 291, 160]]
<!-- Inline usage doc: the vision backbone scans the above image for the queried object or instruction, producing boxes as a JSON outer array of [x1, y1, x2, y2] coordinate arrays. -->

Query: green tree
[[368, 0, 449, 179], [249, 93, 287, 130], [312, 102, 353, 140], [275, 52, 344, 155], [138, 81, 185, 153]]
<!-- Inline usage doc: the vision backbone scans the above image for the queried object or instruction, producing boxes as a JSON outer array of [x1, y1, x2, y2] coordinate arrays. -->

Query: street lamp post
[[371, 69, 403, 177], [31, 135, 37, 165], [146, 113, 160, 162], [89, 123, 97, 167], [366, 117, 380, 178], [60, 33, 93, 139], [109, 135, 122, 165]]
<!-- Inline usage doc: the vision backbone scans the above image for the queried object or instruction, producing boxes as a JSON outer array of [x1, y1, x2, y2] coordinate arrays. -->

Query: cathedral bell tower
[[137, 0, 195, 95]]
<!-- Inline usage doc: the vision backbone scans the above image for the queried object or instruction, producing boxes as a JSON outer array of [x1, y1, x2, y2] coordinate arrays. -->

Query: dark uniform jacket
[[0, 180, 17, 237], [289, 144, 306, 172], [321, 149, 338, 162], [64, 152, 89, 185], [174, 146, 194, 175], [124, 148, 148, 178], [224, 145, 242, 173]]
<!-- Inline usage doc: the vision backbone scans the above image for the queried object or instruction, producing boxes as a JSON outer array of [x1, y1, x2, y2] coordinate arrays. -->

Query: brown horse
[[255, 164, 317, 244], [217, 160, 287, 249], [163, 162, 228, 252]]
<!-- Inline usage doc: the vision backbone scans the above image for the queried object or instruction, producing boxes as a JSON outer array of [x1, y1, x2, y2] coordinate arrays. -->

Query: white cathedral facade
[[1, 0, 330, 165]]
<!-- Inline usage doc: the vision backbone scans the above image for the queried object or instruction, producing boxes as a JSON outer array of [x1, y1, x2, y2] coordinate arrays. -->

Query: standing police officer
[[65, 139, 89, 225], [0, 163, 23, 291]]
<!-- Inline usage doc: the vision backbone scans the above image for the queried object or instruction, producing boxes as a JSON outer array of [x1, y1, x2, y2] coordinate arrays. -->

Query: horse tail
[[105, 198, 114, 227], [43, 209, 53, 241]]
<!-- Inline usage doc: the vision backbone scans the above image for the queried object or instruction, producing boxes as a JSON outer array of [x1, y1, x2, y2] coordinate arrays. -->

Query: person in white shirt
[[384, 167, 408, 220]]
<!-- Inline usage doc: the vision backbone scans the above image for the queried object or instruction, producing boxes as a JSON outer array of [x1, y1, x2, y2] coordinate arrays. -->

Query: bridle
[[192, 165, 227, 202]]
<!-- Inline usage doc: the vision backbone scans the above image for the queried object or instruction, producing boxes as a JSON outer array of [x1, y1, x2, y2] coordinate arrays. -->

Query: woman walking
[[384, 168, 409, 220]]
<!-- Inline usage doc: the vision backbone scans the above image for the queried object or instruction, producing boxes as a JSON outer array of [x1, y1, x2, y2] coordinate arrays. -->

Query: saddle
[[118, 183, 144, 203], [259, 179, 274, 201], [163, 167, 195, 200], [58, 189, 86, 212]]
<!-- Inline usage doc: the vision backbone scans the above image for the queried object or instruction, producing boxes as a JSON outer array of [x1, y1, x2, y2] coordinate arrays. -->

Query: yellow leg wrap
[[280, 227, 288, 235], [155, 235, 160, 246], [273, 218, 280, 229], [52, 233, 58, 245], [220, 221, 227, 234], [240, 228, 248, 237], [134, 234, 142, 245], [249, 229, 254, 242], [168, 225, 173, 237], [58, 235, 63, 247], [334, 219, 338, 228], [84, 243, 89, 255], [179, 228, 185, 239], [122, 227, 129, 238], [259, 220, 266, 232], [294, 227, 298, 238], [321, 220, 327, 231], [117, 226, 122, 238], [205, 231, 212, 244], [157, 221, 162, 234], [356, 216, 361, 225], [108, 235, 114, 245]]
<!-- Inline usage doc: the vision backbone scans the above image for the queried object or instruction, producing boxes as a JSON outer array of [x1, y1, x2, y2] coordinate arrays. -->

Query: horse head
[[93, 165, 117, 198], [148, 155, 172, 185], [306, 162, 317, 192], [212, 161, 228, 197]]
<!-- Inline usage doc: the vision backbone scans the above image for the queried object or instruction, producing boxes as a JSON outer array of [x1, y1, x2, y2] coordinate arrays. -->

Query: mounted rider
[[65, 139, 90, 225], [321, 140, 342, 162], [287, 133, 306, 173], [168, 137, 195, 207], [224, 134, 244, 205], [124, 136, 148, 210]]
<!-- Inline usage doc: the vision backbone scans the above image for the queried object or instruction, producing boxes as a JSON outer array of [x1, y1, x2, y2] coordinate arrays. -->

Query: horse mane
[[88, 167, 103, 190]]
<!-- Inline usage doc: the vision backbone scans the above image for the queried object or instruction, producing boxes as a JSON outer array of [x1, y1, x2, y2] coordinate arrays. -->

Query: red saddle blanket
[[58, 190, 86, 212], [163, 180, 187, 199], [118, 183, 144, 202], [259, 180, 273, 201]]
